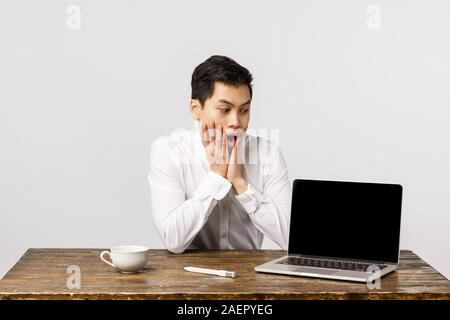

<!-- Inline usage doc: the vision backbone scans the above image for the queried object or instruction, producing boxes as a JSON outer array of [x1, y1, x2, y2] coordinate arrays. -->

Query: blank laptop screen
[[288, 179, 403, 263]]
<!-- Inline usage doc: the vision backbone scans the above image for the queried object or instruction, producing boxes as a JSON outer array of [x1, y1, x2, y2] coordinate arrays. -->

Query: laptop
[[255, 179, 403, 282]]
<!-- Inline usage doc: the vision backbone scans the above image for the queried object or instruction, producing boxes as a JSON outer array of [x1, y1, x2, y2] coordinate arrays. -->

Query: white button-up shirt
[[148, 124, 291, 254]]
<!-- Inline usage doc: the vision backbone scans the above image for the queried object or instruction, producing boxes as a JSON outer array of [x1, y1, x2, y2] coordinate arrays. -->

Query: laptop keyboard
[[277, 256, 388, 272]]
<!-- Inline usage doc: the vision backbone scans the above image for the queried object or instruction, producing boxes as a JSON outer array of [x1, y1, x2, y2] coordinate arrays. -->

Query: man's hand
[[201, 122, 228, 178], [226, 134, 248, 195], [201, 122, 248, 194]]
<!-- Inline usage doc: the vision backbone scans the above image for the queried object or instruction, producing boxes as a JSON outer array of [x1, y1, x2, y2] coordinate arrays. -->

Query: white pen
[[184, 266, 236, 278]]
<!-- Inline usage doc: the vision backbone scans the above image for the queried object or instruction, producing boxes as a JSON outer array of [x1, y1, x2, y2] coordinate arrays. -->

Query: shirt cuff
[[194, 171, 232, 200], [235, 183, 264, 214]]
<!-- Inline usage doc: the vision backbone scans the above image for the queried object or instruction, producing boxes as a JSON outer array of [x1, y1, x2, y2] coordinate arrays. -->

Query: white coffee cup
[[100, 245, 150, 274]]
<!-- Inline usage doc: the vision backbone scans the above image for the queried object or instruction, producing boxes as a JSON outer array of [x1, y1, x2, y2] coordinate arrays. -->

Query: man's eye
[[241, 109, 249, 113], [220, 109, 230, 113]]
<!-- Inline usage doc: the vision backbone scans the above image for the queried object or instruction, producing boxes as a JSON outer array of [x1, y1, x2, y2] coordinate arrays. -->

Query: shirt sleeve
[[148, 140, 232, 254], [234, 141, 291, 250]]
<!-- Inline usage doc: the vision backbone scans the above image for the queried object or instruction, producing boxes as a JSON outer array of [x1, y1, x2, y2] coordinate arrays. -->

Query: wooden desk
[[0, 249, 449, 300]]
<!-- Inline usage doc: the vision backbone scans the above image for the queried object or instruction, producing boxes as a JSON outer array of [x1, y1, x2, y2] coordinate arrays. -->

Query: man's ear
[[190, 99, 201, 120]]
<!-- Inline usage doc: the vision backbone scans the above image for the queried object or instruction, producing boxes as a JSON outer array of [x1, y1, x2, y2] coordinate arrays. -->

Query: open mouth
[[226, 133, 238, 148], [225, 128, 244, 149]]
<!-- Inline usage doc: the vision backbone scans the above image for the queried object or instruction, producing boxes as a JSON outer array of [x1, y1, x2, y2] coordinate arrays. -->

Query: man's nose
[[227, 111, 240, 129]]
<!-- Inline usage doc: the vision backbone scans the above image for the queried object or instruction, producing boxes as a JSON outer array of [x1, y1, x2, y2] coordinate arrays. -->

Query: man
[[148, 55, 290, 254]]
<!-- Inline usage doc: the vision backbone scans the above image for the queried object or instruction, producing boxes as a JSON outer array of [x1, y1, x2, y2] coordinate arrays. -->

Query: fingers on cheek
[[202, 126, 209, 141]]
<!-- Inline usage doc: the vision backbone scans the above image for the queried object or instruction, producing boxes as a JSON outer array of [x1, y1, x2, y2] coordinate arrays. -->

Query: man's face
[[191, 82, 251, 134]]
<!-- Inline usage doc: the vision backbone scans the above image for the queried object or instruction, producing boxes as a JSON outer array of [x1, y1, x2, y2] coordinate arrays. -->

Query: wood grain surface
[[0, 249, 449, 300]]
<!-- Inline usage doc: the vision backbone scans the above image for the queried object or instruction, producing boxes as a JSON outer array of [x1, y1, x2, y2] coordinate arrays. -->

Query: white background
[[1, 0, 449, 280]]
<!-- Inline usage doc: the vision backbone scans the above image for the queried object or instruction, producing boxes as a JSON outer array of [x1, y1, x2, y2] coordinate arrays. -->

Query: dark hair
[[191, 55, 253, 106]]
